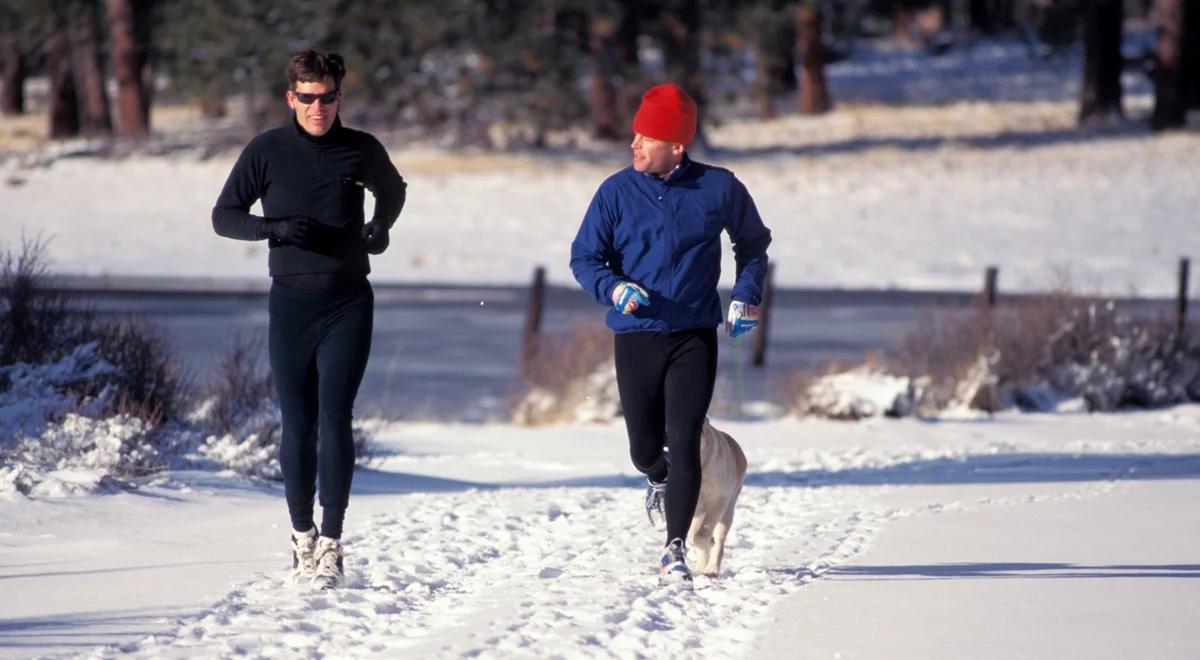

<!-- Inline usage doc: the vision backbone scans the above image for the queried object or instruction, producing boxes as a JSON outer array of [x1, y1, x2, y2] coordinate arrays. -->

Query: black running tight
[[269, 280, 373, 540], [613, 328, 718, 545]]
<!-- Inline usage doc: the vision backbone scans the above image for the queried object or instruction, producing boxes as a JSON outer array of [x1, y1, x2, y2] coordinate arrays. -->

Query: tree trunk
[[45, 27, 80, 139], [753, 3, 798, 120], [797, 5, 830, 115], [588, 7, 620, 140], [1, 38, 25, 115], [658, 0, 703, 106], [893, 7, 911, 42], [1183, 0, 1200, 111], [652, 0, 704, 145], [106, 0, 152, 138], [68, 0, 112, 136], [754, 43, 776, 120], [1079, 0, 1123, 125], [197, 81, 227, 119], [614, 0, 643, 128], [969, 0, 994, 33], [1152, 0, 1186, 130]]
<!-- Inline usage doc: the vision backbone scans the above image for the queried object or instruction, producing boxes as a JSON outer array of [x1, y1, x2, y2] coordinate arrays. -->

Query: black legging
[[614, 328, 718, 545], [269, 280, 373, 539]]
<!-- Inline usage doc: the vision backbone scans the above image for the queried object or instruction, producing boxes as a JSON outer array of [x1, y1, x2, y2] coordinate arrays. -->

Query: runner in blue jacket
[[570, 83, 772, 584]]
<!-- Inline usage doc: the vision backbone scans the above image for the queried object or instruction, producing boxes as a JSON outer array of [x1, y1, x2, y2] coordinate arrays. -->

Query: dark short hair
[[286, 50, 346, 89]]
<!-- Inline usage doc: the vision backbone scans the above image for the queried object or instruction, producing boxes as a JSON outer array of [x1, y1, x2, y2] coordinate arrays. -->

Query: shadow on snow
[[0, 606, 195, 647], [349, 452, 1200, 496], [822, 562, 1200, 580], [707, 122, 1154, 162]]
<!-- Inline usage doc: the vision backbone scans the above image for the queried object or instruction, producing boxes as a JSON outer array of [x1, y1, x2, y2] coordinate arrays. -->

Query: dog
[[688, 418, 747, 577]]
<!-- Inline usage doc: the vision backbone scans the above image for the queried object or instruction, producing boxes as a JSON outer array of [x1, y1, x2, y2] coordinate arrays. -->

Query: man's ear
[[286, 90, 296, 113]]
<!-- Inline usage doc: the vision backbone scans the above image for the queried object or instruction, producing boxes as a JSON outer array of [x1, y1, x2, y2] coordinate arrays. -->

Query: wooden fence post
[[984, 266, 999, 307], [520, 266, 546, 376], [751, 263, 774, 367], [1177, 257, 1190, 337]]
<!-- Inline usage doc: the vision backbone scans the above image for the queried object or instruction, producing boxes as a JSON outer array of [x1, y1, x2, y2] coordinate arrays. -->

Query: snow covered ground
[[2, 407, 1199, 658]]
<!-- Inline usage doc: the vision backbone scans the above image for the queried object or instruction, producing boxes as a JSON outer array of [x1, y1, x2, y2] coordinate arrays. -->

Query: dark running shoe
[[659, 537, 693, 585]]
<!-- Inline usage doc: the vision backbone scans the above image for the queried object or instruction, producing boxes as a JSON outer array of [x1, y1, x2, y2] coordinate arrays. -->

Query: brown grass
[[510, 321, 614, 425]]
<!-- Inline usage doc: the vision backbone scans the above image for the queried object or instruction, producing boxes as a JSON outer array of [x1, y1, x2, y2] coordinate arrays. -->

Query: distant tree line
[[1, 1, 1197, 145]]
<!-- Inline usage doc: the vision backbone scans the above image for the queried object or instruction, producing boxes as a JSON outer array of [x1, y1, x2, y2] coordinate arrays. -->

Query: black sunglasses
[[293, 88, 340, 105]]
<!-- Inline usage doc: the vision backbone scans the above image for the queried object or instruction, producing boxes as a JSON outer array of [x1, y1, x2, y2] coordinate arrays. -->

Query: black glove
[[362, 220, 390, 255], [265, 216, 317, 248]]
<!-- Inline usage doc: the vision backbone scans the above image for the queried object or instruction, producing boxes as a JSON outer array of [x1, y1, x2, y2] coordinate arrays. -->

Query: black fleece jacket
[[212, 116, 407, 279]]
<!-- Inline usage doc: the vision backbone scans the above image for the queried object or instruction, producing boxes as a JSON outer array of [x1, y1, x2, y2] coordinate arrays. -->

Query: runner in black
[[212, 49, 406, 589]]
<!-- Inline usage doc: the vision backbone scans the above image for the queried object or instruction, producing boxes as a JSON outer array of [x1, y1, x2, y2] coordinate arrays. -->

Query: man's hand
[[612, 282, 650, 315], [362, 220, 390, 255], [726, 301, 759, 338], [265, 216, 317, 247]]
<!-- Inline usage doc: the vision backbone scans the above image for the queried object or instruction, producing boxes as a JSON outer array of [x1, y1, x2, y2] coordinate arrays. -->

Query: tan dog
[[688, 418, 747, 577]]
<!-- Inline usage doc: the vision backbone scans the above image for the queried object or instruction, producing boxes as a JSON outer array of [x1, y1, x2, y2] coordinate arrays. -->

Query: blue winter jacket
[[570, 155, 772, 333]]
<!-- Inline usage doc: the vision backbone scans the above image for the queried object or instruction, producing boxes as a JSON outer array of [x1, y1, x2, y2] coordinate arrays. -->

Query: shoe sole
[[312, 578, 341, 590], [659, 561, 693, 587]]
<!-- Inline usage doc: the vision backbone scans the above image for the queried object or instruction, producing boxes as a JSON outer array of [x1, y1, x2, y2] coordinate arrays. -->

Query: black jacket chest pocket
[[337, 176, 367, 226]]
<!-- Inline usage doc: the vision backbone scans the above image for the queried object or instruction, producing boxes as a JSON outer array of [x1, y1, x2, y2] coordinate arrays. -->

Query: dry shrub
[[779, 284, 1200, 418], [889, 292, 1200, 413], [511, 321, 618, 425], [1, 238, 185, 427], [772, 367, 818, 413], [0, 237, 89, 367], [519, 321, 613, 391], [890, 299, 994, 411], [204, 333, 274, 434], [0, 239, 186, 480], [94, 316, 187, 424], [778, 353, 921, 420], [193, 334, 376, 477], [1022, 299, 1197, 410], [772, 358, 850, 415]]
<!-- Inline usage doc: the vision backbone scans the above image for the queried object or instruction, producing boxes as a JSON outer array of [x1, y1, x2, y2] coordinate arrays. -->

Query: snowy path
[[106, 485, 887, 658]]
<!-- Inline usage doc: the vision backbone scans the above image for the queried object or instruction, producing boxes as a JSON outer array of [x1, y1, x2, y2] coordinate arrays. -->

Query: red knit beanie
[[632, 83, 697, 145]]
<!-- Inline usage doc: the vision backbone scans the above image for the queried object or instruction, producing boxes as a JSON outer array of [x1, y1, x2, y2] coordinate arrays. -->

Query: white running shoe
[[645, 478, 667, 528], [290, 528, 318, 583], [312, 536, 344, 589]]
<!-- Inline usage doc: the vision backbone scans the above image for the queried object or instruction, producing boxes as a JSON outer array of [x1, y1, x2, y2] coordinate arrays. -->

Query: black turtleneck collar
[[290, 114, 344, 144]]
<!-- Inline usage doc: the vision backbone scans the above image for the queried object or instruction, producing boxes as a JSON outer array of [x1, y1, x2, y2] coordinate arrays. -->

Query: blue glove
[[612, 282, 650, 315], [726, 301, 759, 338]]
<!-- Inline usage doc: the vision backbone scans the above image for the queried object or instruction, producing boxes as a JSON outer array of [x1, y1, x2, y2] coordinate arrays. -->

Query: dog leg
[[706, 484, 743, 577], [688, 516, 714, 575], [707, 521, 730, 576]]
